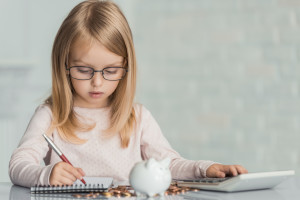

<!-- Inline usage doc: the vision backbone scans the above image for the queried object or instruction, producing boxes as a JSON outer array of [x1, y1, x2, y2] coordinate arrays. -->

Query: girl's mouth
[[89, 92, 104, 98]]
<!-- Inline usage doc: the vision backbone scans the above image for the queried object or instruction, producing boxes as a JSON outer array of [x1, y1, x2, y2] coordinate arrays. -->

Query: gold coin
[[118, 186, 127, 190], [84, 193, 93, 197], [121, 192, 131, 197], [169, 185, 177, 190], [72, 194, 82, 198], [110, 189, 118, 193], [114, 190, 122, 194], [101, 192, 113, 197], [170, 189, 179, 193]]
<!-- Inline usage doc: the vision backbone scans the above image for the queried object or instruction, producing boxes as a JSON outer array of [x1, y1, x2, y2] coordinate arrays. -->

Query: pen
[[42, 133, 86, 184]]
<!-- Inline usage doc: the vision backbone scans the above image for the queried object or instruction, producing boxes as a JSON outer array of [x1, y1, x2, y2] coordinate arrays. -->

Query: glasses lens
[[103, 68, 126, 80], [70, 66, 93, 80]]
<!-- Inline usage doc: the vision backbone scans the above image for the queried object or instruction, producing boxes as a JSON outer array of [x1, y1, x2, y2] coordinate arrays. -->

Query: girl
[[9, 0, 247, 187]]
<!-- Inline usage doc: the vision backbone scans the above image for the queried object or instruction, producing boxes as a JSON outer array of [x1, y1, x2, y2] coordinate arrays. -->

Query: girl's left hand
[[206, 164, 248, 178]]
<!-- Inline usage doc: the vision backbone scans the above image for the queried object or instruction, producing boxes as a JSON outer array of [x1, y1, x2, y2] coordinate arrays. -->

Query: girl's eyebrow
[[72, 59, 123, 67]]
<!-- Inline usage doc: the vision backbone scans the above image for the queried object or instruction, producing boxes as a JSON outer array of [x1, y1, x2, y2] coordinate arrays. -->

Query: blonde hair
[[46, 0, 136, 148]]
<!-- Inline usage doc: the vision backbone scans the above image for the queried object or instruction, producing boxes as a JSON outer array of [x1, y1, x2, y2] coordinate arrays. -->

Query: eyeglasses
[[66, 66, 128, 81]]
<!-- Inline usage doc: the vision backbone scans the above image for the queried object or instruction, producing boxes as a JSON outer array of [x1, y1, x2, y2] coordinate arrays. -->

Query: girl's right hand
[[49, 162, 85, 186]]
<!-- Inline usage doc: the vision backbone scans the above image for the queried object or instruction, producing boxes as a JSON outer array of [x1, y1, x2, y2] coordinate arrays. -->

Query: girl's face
[[69, 39, 123, 108]]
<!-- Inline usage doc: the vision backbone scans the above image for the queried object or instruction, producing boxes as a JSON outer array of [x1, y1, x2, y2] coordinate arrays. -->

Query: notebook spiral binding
[[30, 183, 106, 194]]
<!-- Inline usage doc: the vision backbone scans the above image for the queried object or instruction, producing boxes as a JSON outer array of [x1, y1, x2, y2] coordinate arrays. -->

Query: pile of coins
[[72, 184, 199, 198], [107, 185, 134, 197], [165, 184, 199, 196], [71, 185, 135, 198]]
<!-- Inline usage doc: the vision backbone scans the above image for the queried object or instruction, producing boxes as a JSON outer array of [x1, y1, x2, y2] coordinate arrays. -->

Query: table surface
[[1, 177, 299, 200]]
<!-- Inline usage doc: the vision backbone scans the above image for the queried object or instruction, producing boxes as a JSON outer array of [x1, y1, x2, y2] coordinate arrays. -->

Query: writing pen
[[42, 133, 86, 184]]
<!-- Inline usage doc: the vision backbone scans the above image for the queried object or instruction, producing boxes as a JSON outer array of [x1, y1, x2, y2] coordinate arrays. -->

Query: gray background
[[1, 0, 299, 182]]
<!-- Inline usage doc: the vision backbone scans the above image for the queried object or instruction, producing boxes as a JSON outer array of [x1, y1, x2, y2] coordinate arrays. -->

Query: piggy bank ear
[[146, 158, 156, 169], [160, 157, 171, 168]]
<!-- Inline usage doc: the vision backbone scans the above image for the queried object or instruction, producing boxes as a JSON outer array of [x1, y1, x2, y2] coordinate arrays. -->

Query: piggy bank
[[129, 158, 172, 197]]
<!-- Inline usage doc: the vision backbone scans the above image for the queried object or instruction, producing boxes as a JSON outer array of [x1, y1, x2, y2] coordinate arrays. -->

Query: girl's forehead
[[69, 38, 123, 66]]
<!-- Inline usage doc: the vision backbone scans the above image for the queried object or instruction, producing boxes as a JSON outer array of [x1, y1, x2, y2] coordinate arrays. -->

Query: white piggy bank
[[129, 158, 172, 197]]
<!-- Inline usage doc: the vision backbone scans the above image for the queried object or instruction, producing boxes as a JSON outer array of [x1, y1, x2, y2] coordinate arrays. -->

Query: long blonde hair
[[46, 0, 136, 148]]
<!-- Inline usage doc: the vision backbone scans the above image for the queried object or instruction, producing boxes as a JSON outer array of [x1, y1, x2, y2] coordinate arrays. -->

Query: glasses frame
[[66, 65, 128, 81]]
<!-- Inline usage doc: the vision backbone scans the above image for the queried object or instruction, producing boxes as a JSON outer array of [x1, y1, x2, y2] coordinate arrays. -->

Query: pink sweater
[[9, 104, 215, 187]]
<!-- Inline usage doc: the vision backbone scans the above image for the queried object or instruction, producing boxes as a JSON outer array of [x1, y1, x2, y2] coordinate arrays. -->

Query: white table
[[1, 177, 299, 199]]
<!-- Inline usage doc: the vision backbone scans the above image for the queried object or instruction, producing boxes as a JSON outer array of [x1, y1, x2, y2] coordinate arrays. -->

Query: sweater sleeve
[[9, 105, 55, 187], [139, 105, 216, 179]]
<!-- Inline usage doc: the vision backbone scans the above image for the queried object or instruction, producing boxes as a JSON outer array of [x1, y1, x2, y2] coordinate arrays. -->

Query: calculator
[[175, 170, 295, 192]]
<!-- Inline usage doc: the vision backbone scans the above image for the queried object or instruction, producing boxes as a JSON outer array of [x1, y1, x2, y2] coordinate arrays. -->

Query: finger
[[77, 168, 86, 177], [60, 169, 77, 183], [59, 176, 76, 186], [51, 177, 69, 186], [50, 162, 67, 186], [220, 165, 236, 176], [63, 164, 84, 181], [57, 164, 79, 183], [50, 180, 62, 186], [228, 166, 238, 176], [215, 171, 226, 178], [54, 181, 64, 186], [236, 165, 248, 174]]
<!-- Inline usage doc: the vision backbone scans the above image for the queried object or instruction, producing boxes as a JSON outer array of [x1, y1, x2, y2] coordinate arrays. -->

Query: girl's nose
[[91, 71, 104, 87]]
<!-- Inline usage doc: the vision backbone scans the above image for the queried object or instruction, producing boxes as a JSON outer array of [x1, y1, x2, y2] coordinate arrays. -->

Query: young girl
[[9, 0, 247, 187]]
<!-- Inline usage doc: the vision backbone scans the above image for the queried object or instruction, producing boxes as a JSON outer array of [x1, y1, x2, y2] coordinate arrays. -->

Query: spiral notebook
[[30, 177, 113, 194]]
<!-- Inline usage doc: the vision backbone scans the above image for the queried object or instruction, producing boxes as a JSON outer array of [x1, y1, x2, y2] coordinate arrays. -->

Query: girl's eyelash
[[75, 66, 122, 68], [106, 66, 122, 68]]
